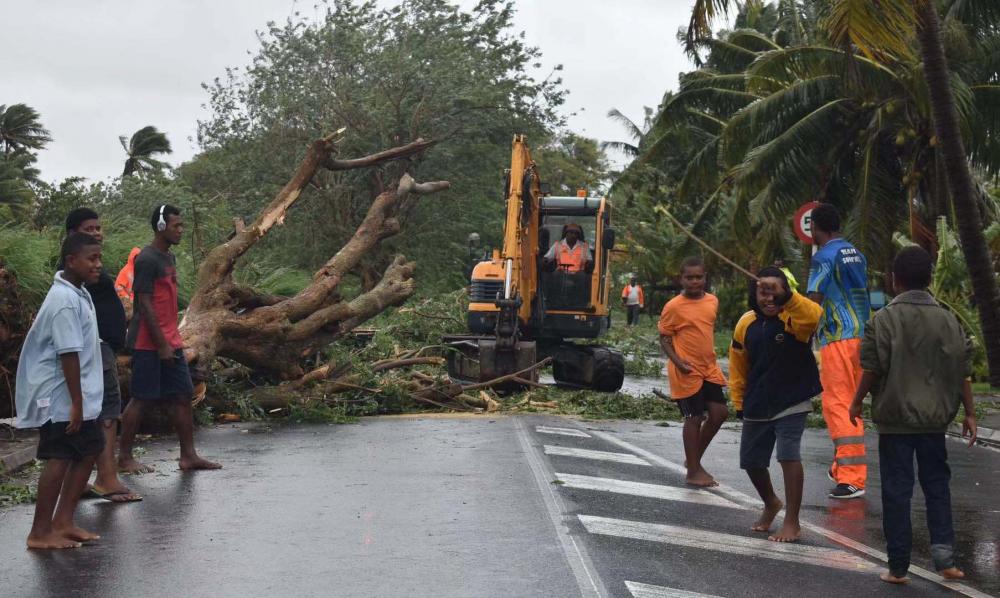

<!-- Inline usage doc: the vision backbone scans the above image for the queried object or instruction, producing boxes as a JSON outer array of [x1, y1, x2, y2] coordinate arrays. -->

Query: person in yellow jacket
[[730, 266, 823, 543], [621, 276, 644, 326]]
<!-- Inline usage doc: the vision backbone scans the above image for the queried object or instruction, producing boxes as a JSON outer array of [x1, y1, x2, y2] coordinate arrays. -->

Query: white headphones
[[156, 205, 167, 232]]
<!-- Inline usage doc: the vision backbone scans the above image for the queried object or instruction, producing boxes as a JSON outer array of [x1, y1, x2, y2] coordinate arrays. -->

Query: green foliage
[[0, 481, 36, 507], [530, 386, 682, 420], [0, 224, 61, 308]]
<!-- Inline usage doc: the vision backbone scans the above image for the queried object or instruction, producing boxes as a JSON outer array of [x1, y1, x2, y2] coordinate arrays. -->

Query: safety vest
[[555, 240, 589, 272], [115, 246, 141, 302], [621, 283, 644, 306]]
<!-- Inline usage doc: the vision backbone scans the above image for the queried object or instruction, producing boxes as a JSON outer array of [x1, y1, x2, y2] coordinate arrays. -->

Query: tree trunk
[[179, 134, 449, 380], [916, 1, 1000, 385]]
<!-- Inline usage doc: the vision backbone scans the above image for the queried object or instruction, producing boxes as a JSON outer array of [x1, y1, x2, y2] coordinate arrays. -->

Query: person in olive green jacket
[[849, 246, 977, 585]]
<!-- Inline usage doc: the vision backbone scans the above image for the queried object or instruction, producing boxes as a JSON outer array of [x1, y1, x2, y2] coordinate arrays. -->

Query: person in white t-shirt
[[621, 276, 645, 326]]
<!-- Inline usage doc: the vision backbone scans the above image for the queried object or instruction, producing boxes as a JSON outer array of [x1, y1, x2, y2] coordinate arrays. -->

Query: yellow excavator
[[444, 135, 625, 391]]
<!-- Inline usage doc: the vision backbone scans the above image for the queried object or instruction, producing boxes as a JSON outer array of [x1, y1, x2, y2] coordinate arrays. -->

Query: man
[[774, 257, 799, 293], [807, 204, 871, 499], [63, 209, 142, 503], [621, 276, 645, 326], [543, 222, 593, 273], [118, 204, 221, 473]]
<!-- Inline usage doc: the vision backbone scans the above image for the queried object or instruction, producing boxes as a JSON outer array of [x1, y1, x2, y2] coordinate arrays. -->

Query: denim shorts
[[131, 349, 195, 401], [740, 412, 808, 469]]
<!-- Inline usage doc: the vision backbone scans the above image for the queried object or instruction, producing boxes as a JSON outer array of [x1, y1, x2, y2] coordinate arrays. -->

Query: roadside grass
[[510, 385, 682, 421], [0, 461, 41, 508]]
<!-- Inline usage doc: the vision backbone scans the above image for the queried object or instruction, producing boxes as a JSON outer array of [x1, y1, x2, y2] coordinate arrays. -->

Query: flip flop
[[92, 487, 143, 503]]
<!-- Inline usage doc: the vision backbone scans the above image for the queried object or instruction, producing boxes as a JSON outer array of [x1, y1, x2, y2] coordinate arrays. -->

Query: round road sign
[[793, 201, 821, 244]]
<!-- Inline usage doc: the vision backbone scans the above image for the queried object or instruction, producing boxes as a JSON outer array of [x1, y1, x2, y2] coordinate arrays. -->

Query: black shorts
[[100, 343, 122, 420], [37, 420, 105, 461], [676, 381, 727, 418], [131, 349, 195, 401]]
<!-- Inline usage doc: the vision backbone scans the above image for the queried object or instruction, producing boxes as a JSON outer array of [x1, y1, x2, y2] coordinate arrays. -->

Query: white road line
[[555, 473, 745, 510], [514, 419, 608, 598], [587, 429, 994, 598], [625, 581, 723, 598], [544, 445, 651, 466], [580, 515, 879, 573], [537, 426, 591, 438]]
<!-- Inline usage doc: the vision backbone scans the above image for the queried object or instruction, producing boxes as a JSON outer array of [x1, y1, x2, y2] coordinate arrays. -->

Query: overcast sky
[[2, 0, 696, 184]]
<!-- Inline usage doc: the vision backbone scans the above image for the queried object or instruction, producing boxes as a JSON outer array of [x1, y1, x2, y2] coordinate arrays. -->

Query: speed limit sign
[[793, 201, 821, 244]]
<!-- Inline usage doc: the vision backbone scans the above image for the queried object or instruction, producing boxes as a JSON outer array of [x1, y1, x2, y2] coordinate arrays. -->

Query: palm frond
[[823, 0, 917, 62], [969, 84, 1000, 179], [0, 104, 52, 154], [605, 108, 645, 142], [726, 29, 782, 53], [686, 0, 738, 52]]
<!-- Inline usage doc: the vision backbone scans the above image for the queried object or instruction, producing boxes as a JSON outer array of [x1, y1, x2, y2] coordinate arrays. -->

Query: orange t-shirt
[[658, 293, 727, 399]]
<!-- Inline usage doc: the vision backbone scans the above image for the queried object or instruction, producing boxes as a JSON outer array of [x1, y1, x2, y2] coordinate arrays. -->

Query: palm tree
[[121, 126, 172, 176], [686, 0, 1000, 384], [0, 104, 51, 157]]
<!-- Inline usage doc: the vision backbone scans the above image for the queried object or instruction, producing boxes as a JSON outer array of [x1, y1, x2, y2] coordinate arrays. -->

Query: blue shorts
[[130, 349, 194, 401], [739, 412, 808, 469]]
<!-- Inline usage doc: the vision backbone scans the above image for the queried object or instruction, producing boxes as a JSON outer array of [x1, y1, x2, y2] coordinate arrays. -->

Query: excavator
[[444, 135, 625, 391]]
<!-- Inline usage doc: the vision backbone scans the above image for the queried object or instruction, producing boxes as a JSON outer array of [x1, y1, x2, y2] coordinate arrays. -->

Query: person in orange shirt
[[543, 223, 593, 273], [621, 276, 644, 326], [114, 247, 141, 320], [659, 256, 728, 487]]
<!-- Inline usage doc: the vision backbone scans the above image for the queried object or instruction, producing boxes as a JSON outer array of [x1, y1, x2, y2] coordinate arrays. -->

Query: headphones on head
[[156, 205, 167, 232]]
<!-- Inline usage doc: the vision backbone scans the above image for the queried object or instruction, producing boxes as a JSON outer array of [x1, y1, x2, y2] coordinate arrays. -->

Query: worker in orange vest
[[114, 247, 141, 319], [621, 275, 645, 326], [543, 222, 593, 273]]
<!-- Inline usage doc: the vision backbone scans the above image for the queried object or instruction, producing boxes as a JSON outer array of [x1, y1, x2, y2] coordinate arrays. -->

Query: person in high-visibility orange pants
[[807, 204, 871, 499]]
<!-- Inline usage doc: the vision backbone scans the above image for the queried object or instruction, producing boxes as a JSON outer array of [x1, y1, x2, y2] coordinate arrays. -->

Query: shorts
[[675, 381, 727, 418], [131, 348, 195, 401], [100, 343, 122, 420], [739, 412, 808, 469], [37, 420, 105, 461]]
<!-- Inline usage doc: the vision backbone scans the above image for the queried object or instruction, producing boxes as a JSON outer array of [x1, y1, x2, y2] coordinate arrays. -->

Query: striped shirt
[[807, 238, 871, 347]]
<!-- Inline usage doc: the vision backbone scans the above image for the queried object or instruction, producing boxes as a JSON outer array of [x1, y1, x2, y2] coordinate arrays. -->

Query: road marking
[[555, 473, 745, 510], [579, 515, 879, 572], [625, 581, 723, 598], [514, 419, 608, 598], [587, 429, 994, 598], [544, 445, 652, 466], [536, 426, 591, 438]]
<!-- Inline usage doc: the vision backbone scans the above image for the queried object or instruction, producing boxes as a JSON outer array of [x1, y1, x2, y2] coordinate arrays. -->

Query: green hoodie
[[860, 290, 970, 434]]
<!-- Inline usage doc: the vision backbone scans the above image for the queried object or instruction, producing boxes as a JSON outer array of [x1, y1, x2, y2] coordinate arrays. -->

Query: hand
[[675, 360, 694, 375], [963, 415, 978, 448], [158, 345, 175, 364], [759, 278, 792, 306], [736, 410, 743, 420], [66, 404, 83, 435], [848, 400, 863, 427]]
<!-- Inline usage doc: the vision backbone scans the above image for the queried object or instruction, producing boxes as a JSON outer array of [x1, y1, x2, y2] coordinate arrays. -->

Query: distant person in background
[[621, 275, 644, 326], [64, 209, 141, 503], [543, 222, 593, 273], [114, 246, 141, 320], [774, 257, 798, 293], [807, 203, 871, 499], [850, 246, 976, 584]]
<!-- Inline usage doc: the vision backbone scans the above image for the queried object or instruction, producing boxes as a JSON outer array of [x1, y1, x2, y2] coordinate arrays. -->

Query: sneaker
[[829, 483, 865, 499]]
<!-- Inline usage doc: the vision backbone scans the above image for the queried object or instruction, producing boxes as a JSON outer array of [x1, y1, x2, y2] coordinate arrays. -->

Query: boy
[[15, 233, 106, 549], [730, 268, 823, 542], [849, 246, 977, 584], [64, 208, 141, 502], [659, 256, 728, 487], [118, 204, 220, 473], [807, 203, 871, 498]]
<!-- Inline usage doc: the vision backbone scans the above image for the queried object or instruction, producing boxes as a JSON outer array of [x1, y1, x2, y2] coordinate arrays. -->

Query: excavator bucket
[[444, 336, 538, 391]]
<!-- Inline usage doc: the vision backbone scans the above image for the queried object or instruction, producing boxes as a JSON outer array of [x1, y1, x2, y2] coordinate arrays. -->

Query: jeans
[[879, 433, 955, 576], [626, 304, 640, 326]]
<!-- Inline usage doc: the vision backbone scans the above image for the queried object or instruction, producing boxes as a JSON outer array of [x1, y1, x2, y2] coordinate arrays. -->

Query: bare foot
[[685, 470, 718, 487], [118, 458, 154, 474], [768, 520, 800, 542], [54, 525, 100, 542], [179, 456, 222, 471], [880, 572, 910, 584], [939, 567, 965, 580], [751, 499, 783, 532], [27, 532, 81, 550]]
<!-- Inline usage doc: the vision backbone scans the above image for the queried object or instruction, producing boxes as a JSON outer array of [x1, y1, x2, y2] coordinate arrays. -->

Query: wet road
[[0, 415, 997, 597]]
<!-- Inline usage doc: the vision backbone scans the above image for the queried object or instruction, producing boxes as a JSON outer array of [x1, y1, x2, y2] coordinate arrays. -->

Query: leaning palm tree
[[686, 0, 1000, 385], [121, 126, 172, 176], [0, 103, 51, 157]]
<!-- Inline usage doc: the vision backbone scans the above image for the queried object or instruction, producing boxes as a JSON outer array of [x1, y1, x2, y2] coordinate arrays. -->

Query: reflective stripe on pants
[[820, 338, 866, 488]]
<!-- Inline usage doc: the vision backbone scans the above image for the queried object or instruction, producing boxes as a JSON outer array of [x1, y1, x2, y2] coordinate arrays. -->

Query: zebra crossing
[[530, 420, 989, 598]]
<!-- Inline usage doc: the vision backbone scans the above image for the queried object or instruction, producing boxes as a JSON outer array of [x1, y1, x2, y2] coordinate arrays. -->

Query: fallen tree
[[179, 133, 449, 382], [0, 262, 30, 418]]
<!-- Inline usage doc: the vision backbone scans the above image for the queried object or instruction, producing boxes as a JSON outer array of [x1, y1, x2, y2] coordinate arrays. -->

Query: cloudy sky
[[2, 1, 698, 184]]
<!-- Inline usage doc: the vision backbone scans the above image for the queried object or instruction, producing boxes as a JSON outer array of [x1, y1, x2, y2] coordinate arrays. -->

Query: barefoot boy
[[15, 233, 106, 549], [118, 204, 220, 473], [849, 246, 977, 584], [730, 267, 822, 542], [659, 256, 728, 487]]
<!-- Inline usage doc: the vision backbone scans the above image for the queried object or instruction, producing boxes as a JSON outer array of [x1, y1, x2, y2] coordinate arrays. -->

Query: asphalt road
[[0, 414, 997, 598]]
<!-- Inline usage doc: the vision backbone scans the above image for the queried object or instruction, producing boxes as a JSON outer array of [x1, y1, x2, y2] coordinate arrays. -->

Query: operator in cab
[[543, 222, 594, 273]]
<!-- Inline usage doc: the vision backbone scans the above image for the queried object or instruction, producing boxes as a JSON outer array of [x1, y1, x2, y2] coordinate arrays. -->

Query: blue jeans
[[879, 433, 955, 576]]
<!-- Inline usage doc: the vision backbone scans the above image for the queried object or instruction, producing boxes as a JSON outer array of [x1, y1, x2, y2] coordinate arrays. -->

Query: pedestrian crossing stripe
[[625, 581, 723, 598], [543, 445, 652, 466], [579, 515, 880, 573], [555, 473, 745, 510], [536, 426, 591, 438]]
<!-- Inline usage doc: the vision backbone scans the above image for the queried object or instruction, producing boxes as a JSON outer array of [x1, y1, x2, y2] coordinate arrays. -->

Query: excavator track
[[550, 344, 625, 392]]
